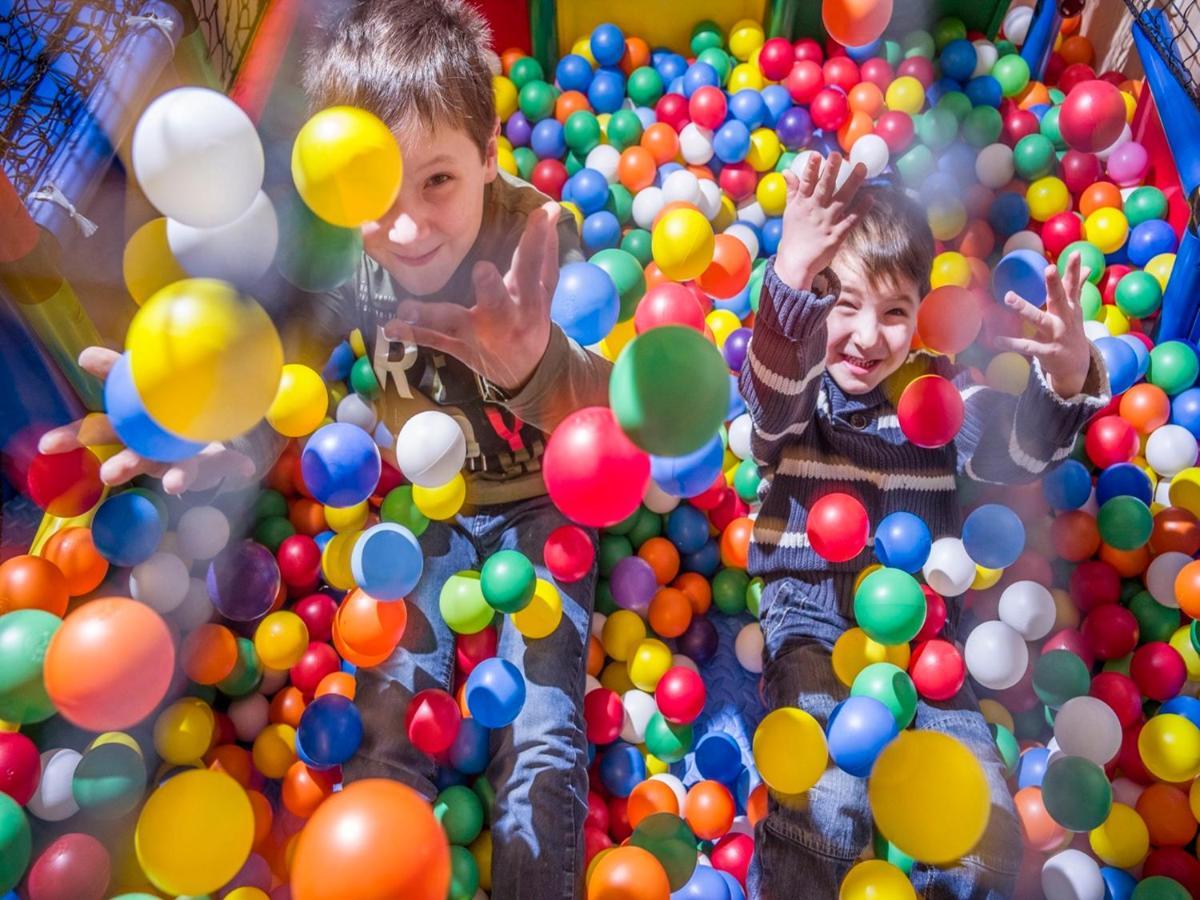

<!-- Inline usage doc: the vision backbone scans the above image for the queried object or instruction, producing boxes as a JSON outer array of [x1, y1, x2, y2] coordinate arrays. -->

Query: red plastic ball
[[823, 56, 860, 93], [26, 448, 103, 518], [1099, 265, 1132, 306], [1081, 603, 1139, 660], [1068, 559, 1121, 612], [1058, 63, 1098, 95], [586, 790, 610, 832], [1059, 80, 1128, 153], [1085, 416, 1140, 468], [805, 492, 869, 562], [290, 641, 341, 695], [584, 826, 614, 867], [688, 85, 727, 130], [0, 731, 40, 805], [758, 37, 795, 81], [544, 524, 596, 583], [1042, 212, 1084, 258], [532, 158, 569, 200], [897, 56, 935, 87], [1004, 108, 1040, 145], [1130, 642, 1187, 702], [859, 58, 894, 91], [1143, 848, 1200, 899], [1042, 628, 1097, 671], [634, 283, 706, 334], [654, 93, 690, 132], [607, 795, 632, 842], [655, 665, 707, 725], [718, 162, 758, 202], [785, 59, 825, 105], [543, 407, 649, 529], [1118, 721, 1154, 784], [914, 586, 947, 641], [810, 87, 851, 132], [278, 534, 321, 588], [710, 832, 754, 887], [708, 491, 750, 533], [793, 38, 825, 64], [1089, 671, 1144, 729], [405, 688, 462, 754], [1060, 150, 1103, 194], [455, 627, 498, 675], [689, 475, 729, 511], [897, 375, 965, 449], [25, 832, 111, 900], [585, 687, 624, 745], [909, 639, 966, 701], [875, 111, 914, 153], [293, 593, 338, 644]]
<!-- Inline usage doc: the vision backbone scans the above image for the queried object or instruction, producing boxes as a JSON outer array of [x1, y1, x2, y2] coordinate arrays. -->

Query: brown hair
[[837, 184, 936, 297], [302, 0, 497, 157]]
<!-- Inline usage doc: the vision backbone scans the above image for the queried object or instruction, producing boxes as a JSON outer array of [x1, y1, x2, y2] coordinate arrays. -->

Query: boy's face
[[825, 256, 921, 395], [361, 121, 498, 296]]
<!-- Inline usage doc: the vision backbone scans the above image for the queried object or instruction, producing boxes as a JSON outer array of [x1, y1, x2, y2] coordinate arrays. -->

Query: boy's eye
[[887, 307, 910, 318], [426, 173, 453, 188]]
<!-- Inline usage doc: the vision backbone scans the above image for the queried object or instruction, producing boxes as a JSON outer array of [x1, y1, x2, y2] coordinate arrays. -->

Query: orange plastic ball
[[1059, 35, 1095, 67], [247, 789, 274, 849], [627, 779, 680, 829], [639, 537, 681, 585], [618, 146, 657, 193], [1151, 507, 1200, 556], [1014, 786, 1066, 851], [1079, 181, 1123, 217], [1136, 783, 1197, 847], [586, 846, 670, 900], [1174, 559, 1200, 618], [1017, 82, 1051, 110], [696, 233, 752, 300], [1051, 510, 1101, 562], [822, 0, 894, 47], [336, 589, 408, 657], [917, 286, 984, 355], [289, 498, 327, 536], [648, 587, 693, 639], [331, 615, 394, 669], [265, 449, 297, 495], [0, 553, 69, 616], [719, 517, 754, 569], [315, 671, 357, 700], [641, 123, 680, 166], [747, 783, 768, 826], [848, 82, 884, 117], [837, 111, 875, 152], [556, 91, 590, 123], [499, 48, 526, 74], [621, 37, 651, 73], [684, 780, 735, 841], [673, 572, 712, 615], [1120, 384, 1171, 434], [41, 527, 108, 597], [182, 623, 239, 685], [1099, 543, 1149, 578], [588, 634, 605, 676], [208, 743, 254, 786], [270, 686, 307, 728], [957, 220, 996, 260], [282, 759, 338, 818]]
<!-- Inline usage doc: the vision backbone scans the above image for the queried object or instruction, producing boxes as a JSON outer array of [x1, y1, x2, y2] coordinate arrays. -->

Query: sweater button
[[850, 413, 867, 429]]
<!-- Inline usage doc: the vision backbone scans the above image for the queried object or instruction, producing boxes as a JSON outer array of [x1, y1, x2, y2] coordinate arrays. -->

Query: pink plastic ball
[[655, 666, 707, 724], [805, 492, 869, 562], [1106, 141, 1150, 187], [544, 525, 596, 583], [543, 407, 650, 529], [585, 687, 623, 745], [405, 688, 462, 754], [0, 731, 40, 805]]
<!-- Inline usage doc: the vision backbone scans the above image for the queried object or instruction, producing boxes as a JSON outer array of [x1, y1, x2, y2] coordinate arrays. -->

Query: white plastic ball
[[1003, 230, 1044, 256], [1096, 124, 1133, 162], [166, 190, 278, 289], [584, 674, 602, 695], [697, 179, 723, 220], [1146, 424, 1198, 478], [129, 551, 190, 614], [998, 580, 1056, 641], [620, 689, 658, 744], [632, 186, 665, 230], [923, 537, 976, 597], [132, 86, 264, 227], [373, 421, 394, 449], [975, 143, 1015, 189], [591, 611, 607, 638], [849, 134, 889, 178], [728, 816, 755, 838], [1003, 6, 1035, 45], [1155, 478, 1174, 508], [394, 410, 467, 487], [644, 479, 681, 514], [1052, 696, 1122, 766], [670, 654, 699, 674], [723, 223, 759, 261], [972, 41, 1000, 78], [728, 414, 753, 460], [176, 505, 230, 560], [586, 145, 620, 183], [964, 620, 1029, 690], [1146, 551, 1189, 608], [662, 170, 702, 207], [228, 692, 270, 743], [28, 748, 82, 821], [1041, 848, 1105, 900], [789, 150, 823, 178], [735, 200, 766, 227], [649, 773, 688, 811], [735, 622, 763, 674], [172, 577, 215, 631], [336, 392, 378, 432], [1083, 321, 1112, 342], [680, 124, 715, 166]]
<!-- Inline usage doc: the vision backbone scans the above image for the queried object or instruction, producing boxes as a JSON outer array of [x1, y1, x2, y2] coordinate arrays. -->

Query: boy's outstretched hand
[[995, 251, 1092, 399], [384, 201, 560, 394], [774, 152, 868, 292]]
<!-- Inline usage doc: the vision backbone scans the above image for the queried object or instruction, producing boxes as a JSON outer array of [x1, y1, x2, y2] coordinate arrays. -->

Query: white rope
[[29, 183, 98, 237], [125, 12, 176, 43]]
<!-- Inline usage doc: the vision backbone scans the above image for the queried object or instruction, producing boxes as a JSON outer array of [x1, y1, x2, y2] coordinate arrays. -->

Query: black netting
[[1125, 0, 1200, 107], [190, 0, 268, 87]]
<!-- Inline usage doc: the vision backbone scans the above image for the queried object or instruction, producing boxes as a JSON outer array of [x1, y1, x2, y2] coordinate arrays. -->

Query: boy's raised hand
[[384, 201, 560, 393], [774, 152, 868, 292], [994, 251, 1092, 399]]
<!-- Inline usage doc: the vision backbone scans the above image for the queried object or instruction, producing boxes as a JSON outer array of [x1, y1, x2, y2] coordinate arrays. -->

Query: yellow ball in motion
[[267, 363, 328, 437], [652, 208, 714, 282]]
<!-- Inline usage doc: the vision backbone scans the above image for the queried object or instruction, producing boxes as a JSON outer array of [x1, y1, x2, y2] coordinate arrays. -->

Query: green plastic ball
[[508, 56, 545, 89], [0, 793, 30, 895], [1132, 877, 1192, 900], [1080, 280, 1103, 320], [1097, 496, 1153, 550], [872, 829, 915, 875], [480, 549, 536, 614], [0, 609, 60, 724], [628, 506, 664, 548], [1115, 270, 1163, 318], [564, 111, 601, 154], [747, 260, 767, 313], [991, 723, 1020, 776], [517, 80, 557, 122], [992, 55, 1031, 97], [917, 108, 958, 152], [995, 39, 1017, 57], [896, 144, 935, 187], [962, 106, 1004, 147], [690, 21, 724, 56], [472, 773, 496, 819], [254, 488, 289, 520], [598, 533, 633, 576], [1131, 590, 1181, 645], [882, 40, 903, 68], [1033, 649, 1091, 708], [596, 579, 618, 615], [696, 47, 732, 85], [733, 457, 761, 502], [644, 711, 693, 762], [380, 485, 430, 537], [1125, 186, 1169, 226], [1149, 340, 1200, 395], [1057, 240, 1105, 284], [514, 146, 537, 181], [72, 741, 146, 819], [853, 568, 926, 645], [609, 325, 730, 457], [851, 662, 919, 730], [1040, 755, 1112, 831], [607, 108, 644, 151], [590, 248, 646, 321], [275, 190, 363, 293], [217, 636, 263, 697], [565, 149, 587, 176], [448, 844, 479, 900], [621, 229, 653, 267], [932, 17, 967, 50], [630, 813, 698, 891], [1013, 133, 1057, 180], [606, 184, 634, 226], [627, 67, 665, 108], [1040, 105, 1065, 150], [439, 571, 494, 634], [606, 507, 641, 536], [936, 91, 972, 123], [253, 515, 295, 553], [746, 577, 763, 618], [349, 354, 380, 399], [902, 30, 935, 59], [435, 784, 484, 845], [712, 568, 750, 615]]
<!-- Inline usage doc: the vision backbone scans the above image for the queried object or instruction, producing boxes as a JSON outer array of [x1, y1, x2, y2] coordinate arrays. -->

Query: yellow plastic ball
[[267, 364, 328, 437], [1089, 802, 1149, 869], [1171, 625, 1200, 680], [493, 76, 518, 122], [127, 278, 283, 442], [928, 201, 967, 242], [134, 770, 254, 897], [602, 609, 647, 661], [885, 76, 925, 114], [746, 128, 781, 172], [226, 889, 270, 900], [753, 706, 828, 794], [1084, 208, 1130, 254], [1027, 176, 1071, 222], [598, 315, 637, 361], [706, 309, 743, 348], [1122, 90, 1137, 122], [325, 500, 368, 533], [1096, 304, 1130, 335], [929, 251, 971, 289], [978, 699, 1014, 734], [985, 352, 1031, 395], [254, 611, 309, 670], [832, 627, 910, 687], [252, 723, 297, 779], [971, 565, 1003, 590], [652, 208, 715, 281], [1189, 774, 1200, 822], [869, 730, 990, 864], [571, 38, 597, 66], [123, 217, 188, 306], [561, 200, 584, 231], [292, 106, 403, 228], [513, 577, 563, 639], [413, 473, 467, 520], [1168, 468, 1200, 518], [1137, 714, 1200, 783], [627, 637, 672, 691], [644, 751, 669, 777], [728, 62, 765, 93], [729, 18, 765, 61], [497, 144, 518, 177], [839, 860, 917, 900], [756, 172, 788, 216], [88, 731, 145, 756], [854, 564, 882, 596], [320, 530, 361, 591], [600, 659, 636, 694], [153, 697, 215, 765], [470, 829, 493, 892], [1146, 253, 1175, 291]]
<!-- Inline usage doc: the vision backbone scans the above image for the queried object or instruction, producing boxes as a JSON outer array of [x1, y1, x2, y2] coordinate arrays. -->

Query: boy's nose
[[387, 212, 421, 244]]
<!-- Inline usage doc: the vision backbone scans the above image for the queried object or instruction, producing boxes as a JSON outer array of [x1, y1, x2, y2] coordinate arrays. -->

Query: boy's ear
[[483, 118, 500, 184]]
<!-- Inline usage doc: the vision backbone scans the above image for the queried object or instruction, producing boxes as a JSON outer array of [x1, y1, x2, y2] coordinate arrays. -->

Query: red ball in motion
[[544, 524, 596, 583], [806, 492, 869, 562], [26, 448, 103, 518], [897, 375, 965, 449]]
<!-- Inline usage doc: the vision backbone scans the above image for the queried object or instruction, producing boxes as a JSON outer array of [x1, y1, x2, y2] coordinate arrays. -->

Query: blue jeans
[[748, 576, 1022, 900], [344, 494, 595, 900]]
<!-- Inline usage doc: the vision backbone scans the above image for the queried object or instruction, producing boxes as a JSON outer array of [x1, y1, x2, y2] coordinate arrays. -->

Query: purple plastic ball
[[610, 555, 658, 614], [506, 111, 533, 147], [775, 106, 813, 150], [723, 327, 752, 372], [207, 540, 281, 622], [677, 616, 719, 662]]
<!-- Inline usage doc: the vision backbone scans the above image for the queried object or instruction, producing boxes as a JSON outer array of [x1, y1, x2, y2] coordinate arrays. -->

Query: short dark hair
[[302, 0, 497, 156], [837, 184, 936, 297]]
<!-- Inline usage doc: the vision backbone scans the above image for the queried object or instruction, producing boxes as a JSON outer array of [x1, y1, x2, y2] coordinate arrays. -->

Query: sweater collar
[[823, 370, 889, 414]]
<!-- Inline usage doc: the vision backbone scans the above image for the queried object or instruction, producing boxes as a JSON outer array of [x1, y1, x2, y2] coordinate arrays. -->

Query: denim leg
[[476, 495, 596, 900], [342, 517, 479, 798], [749, 576, 874, 900], [908, 689, 1022, 899]]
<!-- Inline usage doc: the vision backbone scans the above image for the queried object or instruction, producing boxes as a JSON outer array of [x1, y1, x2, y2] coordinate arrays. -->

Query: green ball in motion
[[609, 325, 730, 457], [630, 812, 698, 891], [853, 568, 926, 646], [480, 549, 536, 614], [1040, 755, 1113, 832], [0, 609, 61, 724]]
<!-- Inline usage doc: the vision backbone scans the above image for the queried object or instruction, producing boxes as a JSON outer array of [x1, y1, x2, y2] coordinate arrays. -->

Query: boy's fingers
[[78, 346, 120, 381], [781, 170, 800, 201], [1044, 261, 1071, 317], [1004, 292, 1052, 332], [798, 153, 821, 195], [539, 206, 560, 300], [816, 153, 842, 205], [389, 298, 471, 340], [162, 459, 198, 496], [833, 162, 868, 205], [38, 413, 119, 454], [99, 449, 167, 487], [509, 208, 549, 302], [993, 335, 1046, 358]]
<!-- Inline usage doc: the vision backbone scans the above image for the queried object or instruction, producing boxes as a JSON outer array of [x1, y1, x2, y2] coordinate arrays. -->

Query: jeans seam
[[763, 811, 863, 862]]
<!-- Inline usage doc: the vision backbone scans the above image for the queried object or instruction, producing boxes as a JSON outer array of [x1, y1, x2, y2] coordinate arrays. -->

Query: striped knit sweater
[[740, 258, 1112, 580]]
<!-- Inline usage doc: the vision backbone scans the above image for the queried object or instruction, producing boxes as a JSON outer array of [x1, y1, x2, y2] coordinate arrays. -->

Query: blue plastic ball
[[599, 742, 645, 797], [677, 615, 719, 661], [105, 352, 204, 463], [845, 39, 883, 62], [448, 717, 491, 775], [713, 120, 751, 163], [729, 89, 766, 128], [1016, 746, 1050, 789], [582, 210, 621, 254], [694, 732, 743, 783], [987, 192, 1030, 238], [961, 503, 1025, 569], [682, 62, 720, 98], [726, 375, 746, 420], [297, 694, 363, 768], [1095, 462, 1153, 506], [760, 85, 792, 125], [465, 658, 526, 728], [713, 284, 753, 318], [530, 118, 566, 159], [323, 341, 355, 382], [589, 23, 625, 67], [300, 422, 382, 507], [1158, 695, 1200, 730], [588, 68, 627, 114], [556, 53, 594, 92], [1117, 333, 1151, 377], [1127, 219, 1178, 267], [651, 433, 725, 497], [667, 504, 710, 554], [717, 870, 746, 900], [1094, 335, 1139, 395], [567, 167, 609, 214], [655, 53, 688, 84], [873, 512, 933, 573], [991, 249, 1048, 306], [91, 491, 164, 567], [965, 75, 1002, 107], [550, 261, 620, 345], [940, 39, 978, 82], [1099, 867, 1137, 900], [826, 696, 898, 777], [1172, 387, 1200, 437], [1042, 459, 1092, 510], [350, 522, 423, 600], [672, 864, 733, 899], [682, 539, 721, 577], [761, 217, 783, 256]]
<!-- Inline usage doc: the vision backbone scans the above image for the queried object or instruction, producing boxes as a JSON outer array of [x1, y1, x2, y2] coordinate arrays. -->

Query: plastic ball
[[1054, 695, 1123, 766], [652, 208, 715, 282], [655, 666, 706, 725], [851, 662, 918, 730], [1041, 755, 1113, 832], [464, 658, 526, 728], [827, 695, 898, 777], [586, 845, 670, 900], [1059, 80, 1128, 153], [998, 580, 1056, 641], [897, 375, 963, 448], [873, 512, 932, 574], [405, 689, 461, 755], [806, 492, 870, 563], [207, 540, 280, 622], [753, 707, 828, 794], [349, 522, 422, 601]]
